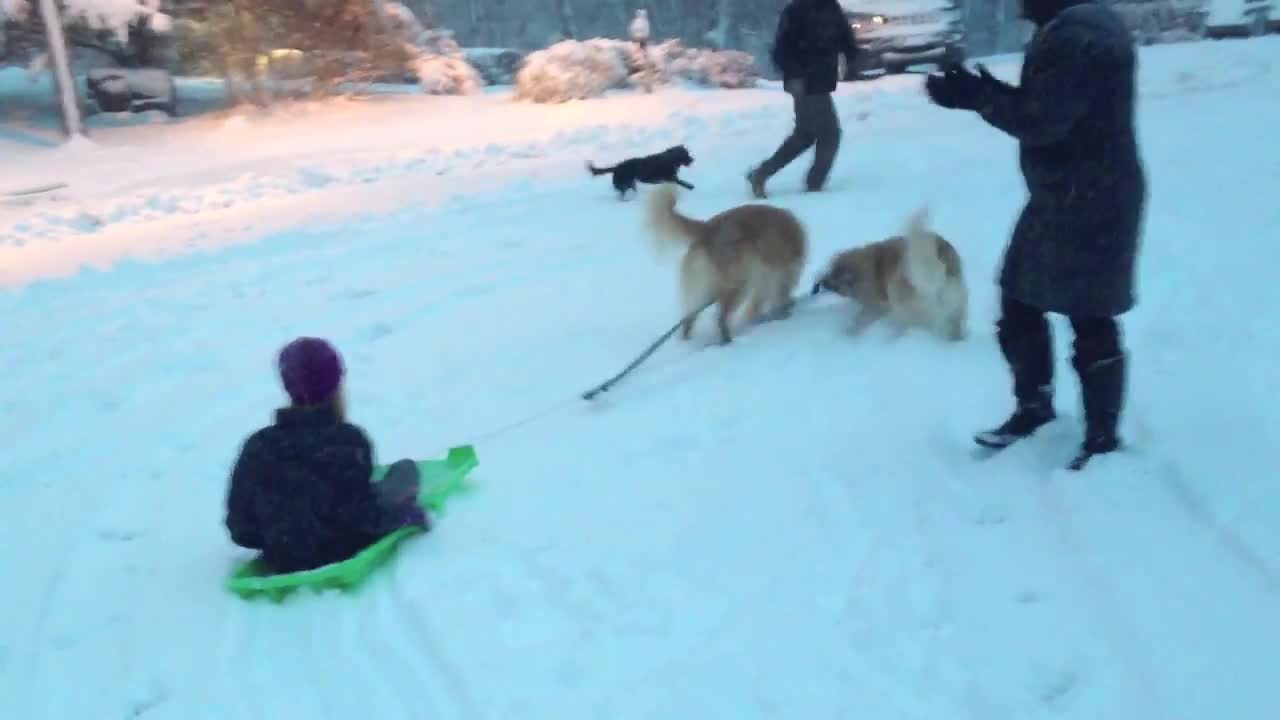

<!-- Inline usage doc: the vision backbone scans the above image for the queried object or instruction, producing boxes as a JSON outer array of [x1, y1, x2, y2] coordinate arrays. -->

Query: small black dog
[[587, 145, 695, 199]]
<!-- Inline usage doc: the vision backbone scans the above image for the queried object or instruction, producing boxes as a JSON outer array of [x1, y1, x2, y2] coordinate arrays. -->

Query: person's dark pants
[[997, 293, 1127, 444], [755, 91, 841, 191]]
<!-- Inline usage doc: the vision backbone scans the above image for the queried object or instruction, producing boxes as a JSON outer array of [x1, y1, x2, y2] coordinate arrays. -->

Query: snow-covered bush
[[670, 48, 759, 89], [411, 52, 482, 94], [400, 26, 484, 94], [0, 0, 170, 40], [383, 0, 429, 44], [513, 37, 759, 102], [1, 0, 173, 68], [514, 38, 630, 103]]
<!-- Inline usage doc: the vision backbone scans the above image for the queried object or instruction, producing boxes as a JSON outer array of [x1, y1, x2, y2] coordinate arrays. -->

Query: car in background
[[1202, 0, 1278, 37], [1110, 0, 1208, 45], [840, 0, 967, 77]]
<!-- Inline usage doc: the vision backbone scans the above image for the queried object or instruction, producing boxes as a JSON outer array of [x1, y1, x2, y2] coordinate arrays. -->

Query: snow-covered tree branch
[[1, 0, 170, 41]]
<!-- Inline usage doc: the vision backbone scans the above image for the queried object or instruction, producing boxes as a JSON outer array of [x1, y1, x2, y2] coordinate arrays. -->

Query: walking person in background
[[747, 0, 858, 199], [923, 0, 1147, 471], [629, 8, 655, 93], [629, 8, 650, 48]]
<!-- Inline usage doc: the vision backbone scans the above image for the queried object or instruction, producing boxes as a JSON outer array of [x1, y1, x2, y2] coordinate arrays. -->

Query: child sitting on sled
[[224, 337, 429, 574]]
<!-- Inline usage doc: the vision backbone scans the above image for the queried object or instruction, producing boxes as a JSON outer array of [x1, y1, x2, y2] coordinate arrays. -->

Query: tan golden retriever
[[814, 207, 968, 341], [645, 183, 807, 344]]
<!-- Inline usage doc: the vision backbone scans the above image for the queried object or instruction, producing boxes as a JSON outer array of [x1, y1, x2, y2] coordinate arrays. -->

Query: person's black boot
[[975, 388, 1057, 449], [975, 306, 1056, 450], [1066, 353, 1125, 471]]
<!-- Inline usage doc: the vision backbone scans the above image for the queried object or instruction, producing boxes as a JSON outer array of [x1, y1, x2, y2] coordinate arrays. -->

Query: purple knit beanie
[[277, 337, 344, 405]]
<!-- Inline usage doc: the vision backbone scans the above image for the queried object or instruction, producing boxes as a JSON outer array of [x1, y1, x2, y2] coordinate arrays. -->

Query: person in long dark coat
[[747, 0, 858, 198], [923, 0, 1146, 470]]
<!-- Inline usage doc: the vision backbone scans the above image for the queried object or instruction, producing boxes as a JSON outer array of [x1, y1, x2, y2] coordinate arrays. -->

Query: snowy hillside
[[2, 37, 1278, 719]]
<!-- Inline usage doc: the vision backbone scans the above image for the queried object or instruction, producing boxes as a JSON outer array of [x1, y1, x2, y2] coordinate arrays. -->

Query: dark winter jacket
[[225, 405, 403, 573], [771, 0, 858, 95], [977, 0, 1146, 317]]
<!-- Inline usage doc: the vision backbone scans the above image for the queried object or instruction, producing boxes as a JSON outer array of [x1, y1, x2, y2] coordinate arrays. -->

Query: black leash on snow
[[581, 300, 714, 401], [581, 283, 831, 402]]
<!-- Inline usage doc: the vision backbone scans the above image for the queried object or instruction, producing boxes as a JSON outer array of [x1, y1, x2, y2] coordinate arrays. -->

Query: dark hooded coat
[[978, 0, 1146, 317], [224, 405, 408, 573], [771, 0, 858, 95]]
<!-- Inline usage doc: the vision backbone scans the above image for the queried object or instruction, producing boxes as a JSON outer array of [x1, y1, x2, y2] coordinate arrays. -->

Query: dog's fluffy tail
[[902, 206, 950, 299], [586, 160, 614, 176], [645, 183, 707, 256]]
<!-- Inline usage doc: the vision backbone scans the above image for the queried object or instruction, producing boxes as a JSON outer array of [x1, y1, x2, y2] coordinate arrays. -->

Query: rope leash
[[442, 285, 832, 456], [582, 285, 830, 401], [580, 299, 715, 401]]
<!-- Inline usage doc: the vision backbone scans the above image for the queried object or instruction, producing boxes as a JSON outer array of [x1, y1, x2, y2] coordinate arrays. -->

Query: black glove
[[924, 64, 985, 110], [975, 63, 1014, 94]]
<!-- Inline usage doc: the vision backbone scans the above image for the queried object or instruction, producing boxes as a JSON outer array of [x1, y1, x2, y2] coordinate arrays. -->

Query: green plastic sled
[[226, 445, 478, 602]]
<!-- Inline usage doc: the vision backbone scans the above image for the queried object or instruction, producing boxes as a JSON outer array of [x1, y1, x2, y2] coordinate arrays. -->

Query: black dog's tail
[[586, 160, 615, 176]]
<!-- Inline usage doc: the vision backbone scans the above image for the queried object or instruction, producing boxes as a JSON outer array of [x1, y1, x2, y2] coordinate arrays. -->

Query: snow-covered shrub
[[399, 25, 484, 95], [0, 0, 170, 41], [514, 38, 630, 103], [512, 37, 760, 103], [671, 49, 759, 89], [2, 0, 174, 69], [410, 52, 482, 94], [631, 39, 760, 89], [383, 0, 428, 44]]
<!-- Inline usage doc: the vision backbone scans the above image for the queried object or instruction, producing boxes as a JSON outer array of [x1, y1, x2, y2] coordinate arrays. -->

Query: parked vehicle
[[840, 0, 966, 76], [1110, 0, 1208, 44], [1202, 0, 1278, 37]]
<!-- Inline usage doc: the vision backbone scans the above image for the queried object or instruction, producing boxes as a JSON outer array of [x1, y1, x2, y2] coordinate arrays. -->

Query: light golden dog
[[645, 183, 807, 344], [814, 207, 967, 341]]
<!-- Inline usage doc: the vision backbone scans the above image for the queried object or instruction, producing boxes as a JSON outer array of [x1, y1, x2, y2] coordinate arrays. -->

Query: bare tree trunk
[[36, 0, 84, 138], [231, 0, 271, 106]]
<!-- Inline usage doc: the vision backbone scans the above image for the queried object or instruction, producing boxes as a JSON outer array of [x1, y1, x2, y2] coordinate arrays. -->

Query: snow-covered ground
[[2, 36, 1278, 719]]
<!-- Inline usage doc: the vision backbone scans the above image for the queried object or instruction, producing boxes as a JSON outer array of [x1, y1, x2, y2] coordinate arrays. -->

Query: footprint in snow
[[334, 288, 377, 301], [97, 526, 142, 542], [125, 678, 170, 719], [975, 504, 1007, 526], [1036, 667, 1081, 708], [362, 323, 393, 341]]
